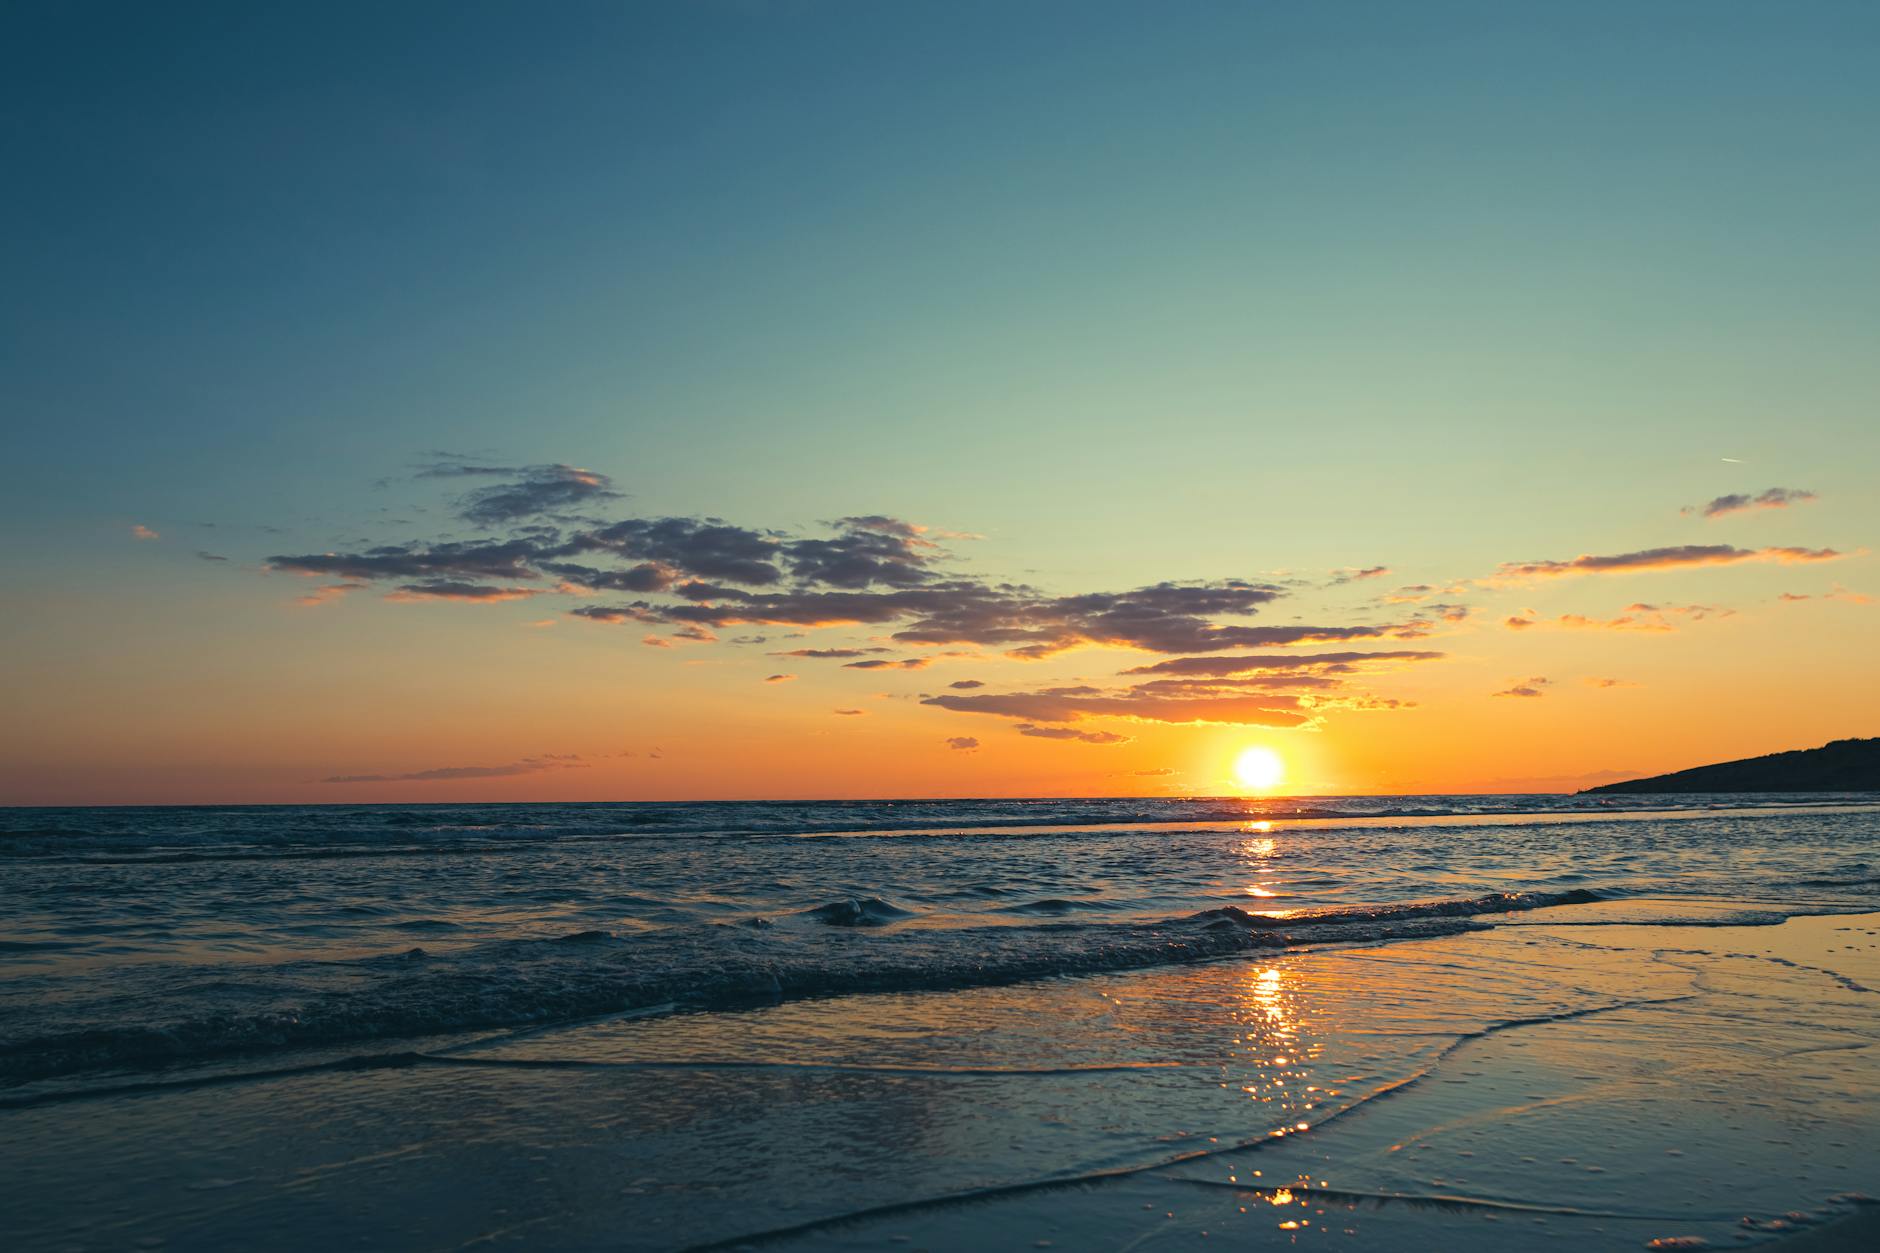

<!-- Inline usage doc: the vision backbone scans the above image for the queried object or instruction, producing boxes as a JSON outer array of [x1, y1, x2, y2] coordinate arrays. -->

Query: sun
[[1234, 746, 1285, 791]]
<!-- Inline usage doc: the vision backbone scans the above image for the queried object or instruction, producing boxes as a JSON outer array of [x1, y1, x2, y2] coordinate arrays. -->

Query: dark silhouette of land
[[1585, 738, 1880, 794]]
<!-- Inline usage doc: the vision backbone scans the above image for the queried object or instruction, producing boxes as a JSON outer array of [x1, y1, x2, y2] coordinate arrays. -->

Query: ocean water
[[2, 795, 1876, 1091], [4, 797, 1880, 1250]]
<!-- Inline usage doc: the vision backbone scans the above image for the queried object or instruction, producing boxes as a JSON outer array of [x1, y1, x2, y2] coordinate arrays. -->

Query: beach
[[2, 801, 1877, 1249]]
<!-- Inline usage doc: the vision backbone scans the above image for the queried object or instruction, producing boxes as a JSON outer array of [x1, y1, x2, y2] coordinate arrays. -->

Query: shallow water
[[2, 797, 1877, 1087]]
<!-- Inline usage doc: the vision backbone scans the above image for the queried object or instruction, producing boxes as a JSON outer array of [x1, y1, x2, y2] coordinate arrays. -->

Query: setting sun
[[1234, 747, 1285, 791]]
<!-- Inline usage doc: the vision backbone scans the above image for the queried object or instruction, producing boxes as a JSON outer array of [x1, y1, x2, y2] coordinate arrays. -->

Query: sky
[[2, 1, 1876, 803]]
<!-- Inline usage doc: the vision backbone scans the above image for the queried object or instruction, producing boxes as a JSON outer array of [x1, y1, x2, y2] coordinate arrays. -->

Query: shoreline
[[5, 906, 1875, 1250]]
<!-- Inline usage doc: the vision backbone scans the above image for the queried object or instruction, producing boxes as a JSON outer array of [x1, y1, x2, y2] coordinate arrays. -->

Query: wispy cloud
[[1495, 544, 1842, 580], [1327, 565, 1391, 585], [944, 736, 979, 750], [259, 461, 1464, 741], [384, 582, 546, 603], [1504, 603, 1729, 632], [1686, 487, 1817, 519], [416, 462, 621, 525], [295, 582, 364, 607], [774, 647, 891, 659], [1123, 650, 1443, 677], [1779, 584, 1872, 605], [923, 684, 1310, 728], [1493, 677, 1551, 699], [764, 673, 796, 683], [323, 754, 586, 783], [130, 524, 159, 541], [1016, 723, 1131, 745]]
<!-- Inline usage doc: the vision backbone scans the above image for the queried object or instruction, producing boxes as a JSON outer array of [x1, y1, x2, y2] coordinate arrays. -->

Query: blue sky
[[2, 2, 1875, 801]]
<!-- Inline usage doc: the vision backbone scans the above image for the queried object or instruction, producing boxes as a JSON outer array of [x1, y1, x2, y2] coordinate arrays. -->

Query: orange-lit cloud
[[1493, 677, 1551, 698], [1327, 565, 1391, 584], [1504, 603, 1728, 632], [383, 582, 546, 603], [1123, 650, 1443, 677], [922, 685, 1310, 727], [1780, 584, 1873, 605], [130, 524, 159, 540], [324, 753, 586, 783], [1686, 487, 1816, 519], [295, 582, 364, 607], [1016, 723, 1131, 745], [1495, 544, 1841, 580]]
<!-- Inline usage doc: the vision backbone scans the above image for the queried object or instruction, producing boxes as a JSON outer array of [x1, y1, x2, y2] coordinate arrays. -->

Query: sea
[[3, 796, 1879, 1251], [3, 794, 1876, 1090]]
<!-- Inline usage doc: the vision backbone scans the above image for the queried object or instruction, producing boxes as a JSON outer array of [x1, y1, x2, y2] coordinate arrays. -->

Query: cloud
[[1123, 650, 1444, 677], [383, 582, 546, 603], [578, 579, 1393, 658], [323, 754, 586, 783], [270, 469, 1460, 664], [1784, 585, 1873, 605], [270, 538, 545, 583], [130, 524, 159, 541], [1688, 487, 1817, 519], [1584, 677, 1638, 688], [774, 647, 891, 659], [923, 684, 1310, 728], [263, 462, 1449, 741], [1016, 723, 1131, 745], [616, 579, 1310, 656], [1133, 768, 1175, 776], [450, 464, 620, 525], [832, 708, 867, 716], [569, 604, 664, 625], [782, 517, 945, 588], [944, 736, 980, 750], [1328, 565, 1391, 584], [1493, 677, 1551, 699], [1505, 603, 1729, 632], [195, 550, 228, 562], [295, 582, 364, 607], [1494, 544, 1842, 580], [764, 673, 796, 683]]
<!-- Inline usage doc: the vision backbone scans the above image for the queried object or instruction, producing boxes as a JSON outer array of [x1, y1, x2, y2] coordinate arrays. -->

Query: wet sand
[[4, 906, 1876, 1250]]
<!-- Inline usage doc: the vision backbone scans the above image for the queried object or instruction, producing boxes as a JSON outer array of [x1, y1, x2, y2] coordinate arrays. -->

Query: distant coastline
[[1584, 738, 1880, 794]]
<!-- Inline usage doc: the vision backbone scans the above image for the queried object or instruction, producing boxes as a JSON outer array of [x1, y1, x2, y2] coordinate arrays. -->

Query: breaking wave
[[0, 889, 1605, 1086]]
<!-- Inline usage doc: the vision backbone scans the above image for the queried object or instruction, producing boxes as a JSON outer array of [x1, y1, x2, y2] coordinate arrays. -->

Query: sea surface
[[3, 794, 1877, 1092]]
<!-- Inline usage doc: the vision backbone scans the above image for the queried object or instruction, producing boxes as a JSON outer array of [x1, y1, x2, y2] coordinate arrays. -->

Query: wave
[[9, 794, 1867, 862], [0, 888, 1605, 1087]]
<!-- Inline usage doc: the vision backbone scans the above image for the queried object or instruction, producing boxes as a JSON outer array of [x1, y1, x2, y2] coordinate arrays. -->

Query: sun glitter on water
[[1234, 746, 1285, 791]]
